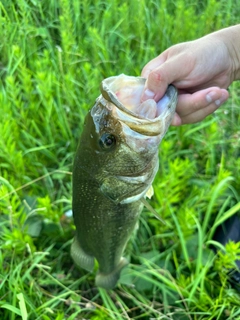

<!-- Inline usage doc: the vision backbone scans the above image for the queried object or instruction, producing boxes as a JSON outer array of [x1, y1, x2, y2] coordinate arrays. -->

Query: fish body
[[71, 74, 178, 289]]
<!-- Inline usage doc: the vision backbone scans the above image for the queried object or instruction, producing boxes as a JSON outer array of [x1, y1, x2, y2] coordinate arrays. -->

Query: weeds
[[0, 0, 240, 319]]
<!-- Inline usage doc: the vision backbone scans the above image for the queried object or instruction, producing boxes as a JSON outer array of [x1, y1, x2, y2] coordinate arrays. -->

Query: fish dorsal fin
[[140, 198, 166, 225]]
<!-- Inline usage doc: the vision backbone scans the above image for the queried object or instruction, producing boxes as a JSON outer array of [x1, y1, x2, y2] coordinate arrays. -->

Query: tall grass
[[0, 0, 240, 319]]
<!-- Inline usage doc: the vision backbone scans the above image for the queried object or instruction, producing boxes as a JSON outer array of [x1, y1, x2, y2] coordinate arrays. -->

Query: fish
[[71, 74, 178, 289]]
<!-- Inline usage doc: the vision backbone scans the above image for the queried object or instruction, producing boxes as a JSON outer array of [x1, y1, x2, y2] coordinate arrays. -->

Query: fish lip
[[117, 85, 178, 136], [101, 75, 178, 120], [100, 75, 178, 136], [101, 76, 146, 119]]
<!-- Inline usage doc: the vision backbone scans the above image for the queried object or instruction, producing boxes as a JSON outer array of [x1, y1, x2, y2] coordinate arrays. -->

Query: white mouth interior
[[114, 83, 170, 119]]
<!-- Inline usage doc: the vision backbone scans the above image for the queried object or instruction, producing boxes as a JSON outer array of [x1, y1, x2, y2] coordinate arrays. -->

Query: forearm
[[208, 25, 240, 82]]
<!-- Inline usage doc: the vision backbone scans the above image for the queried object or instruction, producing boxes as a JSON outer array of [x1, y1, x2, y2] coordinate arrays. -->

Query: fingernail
[[206, 91, 226, 106], [144, 89, 155, 98], [141, 89, 155, 101], [206, 91, 217, 103], [215, 99, 221, 106]]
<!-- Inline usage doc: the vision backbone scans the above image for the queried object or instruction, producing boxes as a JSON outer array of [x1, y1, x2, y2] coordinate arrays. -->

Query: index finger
[[141, 54, 167, 78]]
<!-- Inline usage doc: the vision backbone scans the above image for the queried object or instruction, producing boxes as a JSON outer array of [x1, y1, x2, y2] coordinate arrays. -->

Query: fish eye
[[99, 133, 116, 150]]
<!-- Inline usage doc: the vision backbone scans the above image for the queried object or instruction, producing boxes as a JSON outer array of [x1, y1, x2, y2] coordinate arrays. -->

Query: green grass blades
[[0, 0, 240, 319]]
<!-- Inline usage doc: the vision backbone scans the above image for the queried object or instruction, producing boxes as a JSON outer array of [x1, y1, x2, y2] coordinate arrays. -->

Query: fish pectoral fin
[[141, 198, 166, 225], [145, 185, 154, 199], [100, 177, 145, 204]]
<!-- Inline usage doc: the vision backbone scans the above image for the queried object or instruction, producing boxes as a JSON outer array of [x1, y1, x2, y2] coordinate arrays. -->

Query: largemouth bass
[[71, 74, 178, 289]]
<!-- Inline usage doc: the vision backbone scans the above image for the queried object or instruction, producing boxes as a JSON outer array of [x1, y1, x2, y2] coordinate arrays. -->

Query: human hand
[[141, 26, 240, 125]]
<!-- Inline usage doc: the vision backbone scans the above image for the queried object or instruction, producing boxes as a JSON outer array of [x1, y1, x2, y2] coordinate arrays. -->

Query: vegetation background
[[0, 0, 240, 319]]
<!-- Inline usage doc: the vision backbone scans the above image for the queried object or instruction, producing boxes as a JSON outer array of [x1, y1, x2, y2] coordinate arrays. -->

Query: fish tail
[[95, 257, 128, 289], [71, 237, 94, 272]]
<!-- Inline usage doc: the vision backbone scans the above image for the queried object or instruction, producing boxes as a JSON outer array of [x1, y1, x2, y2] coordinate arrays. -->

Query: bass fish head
[[77, 74, 178, 204]]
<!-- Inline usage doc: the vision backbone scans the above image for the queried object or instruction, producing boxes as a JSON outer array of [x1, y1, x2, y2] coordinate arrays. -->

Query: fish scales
[[71, 74, 178, 289]]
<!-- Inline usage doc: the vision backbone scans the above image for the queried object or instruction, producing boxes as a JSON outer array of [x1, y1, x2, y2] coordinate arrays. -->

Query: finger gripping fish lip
[[92, 76, 177, 139], [100, 74, 178, 123]]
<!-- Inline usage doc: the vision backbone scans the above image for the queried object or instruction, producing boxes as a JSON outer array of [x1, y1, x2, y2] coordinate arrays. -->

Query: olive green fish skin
[[71, 74, 178, 289], [71, 109, 149, 287]]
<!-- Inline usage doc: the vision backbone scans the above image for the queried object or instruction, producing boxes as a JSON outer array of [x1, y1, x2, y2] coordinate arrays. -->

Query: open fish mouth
[[100, 74, 178, 136]]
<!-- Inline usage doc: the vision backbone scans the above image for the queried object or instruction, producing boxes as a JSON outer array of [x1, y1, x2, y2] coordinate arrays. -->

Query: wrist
[[214, 25, 240, 81]]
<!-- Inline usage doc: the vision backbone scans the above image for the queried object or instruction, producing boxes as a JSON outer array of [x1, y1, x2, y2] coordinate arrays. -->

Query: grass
[[0, 0, 240, 319]]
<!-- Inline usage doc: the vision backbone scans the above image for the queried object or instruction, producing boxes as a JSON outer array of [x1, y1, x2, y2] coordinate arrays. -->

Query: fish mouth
[[100, 74, 178, 136]]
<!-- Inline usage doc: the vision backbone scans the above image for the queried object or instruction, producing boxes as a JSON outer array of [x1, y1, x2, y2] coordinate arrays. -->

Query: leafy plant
[[0, 0, 240, 319]]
